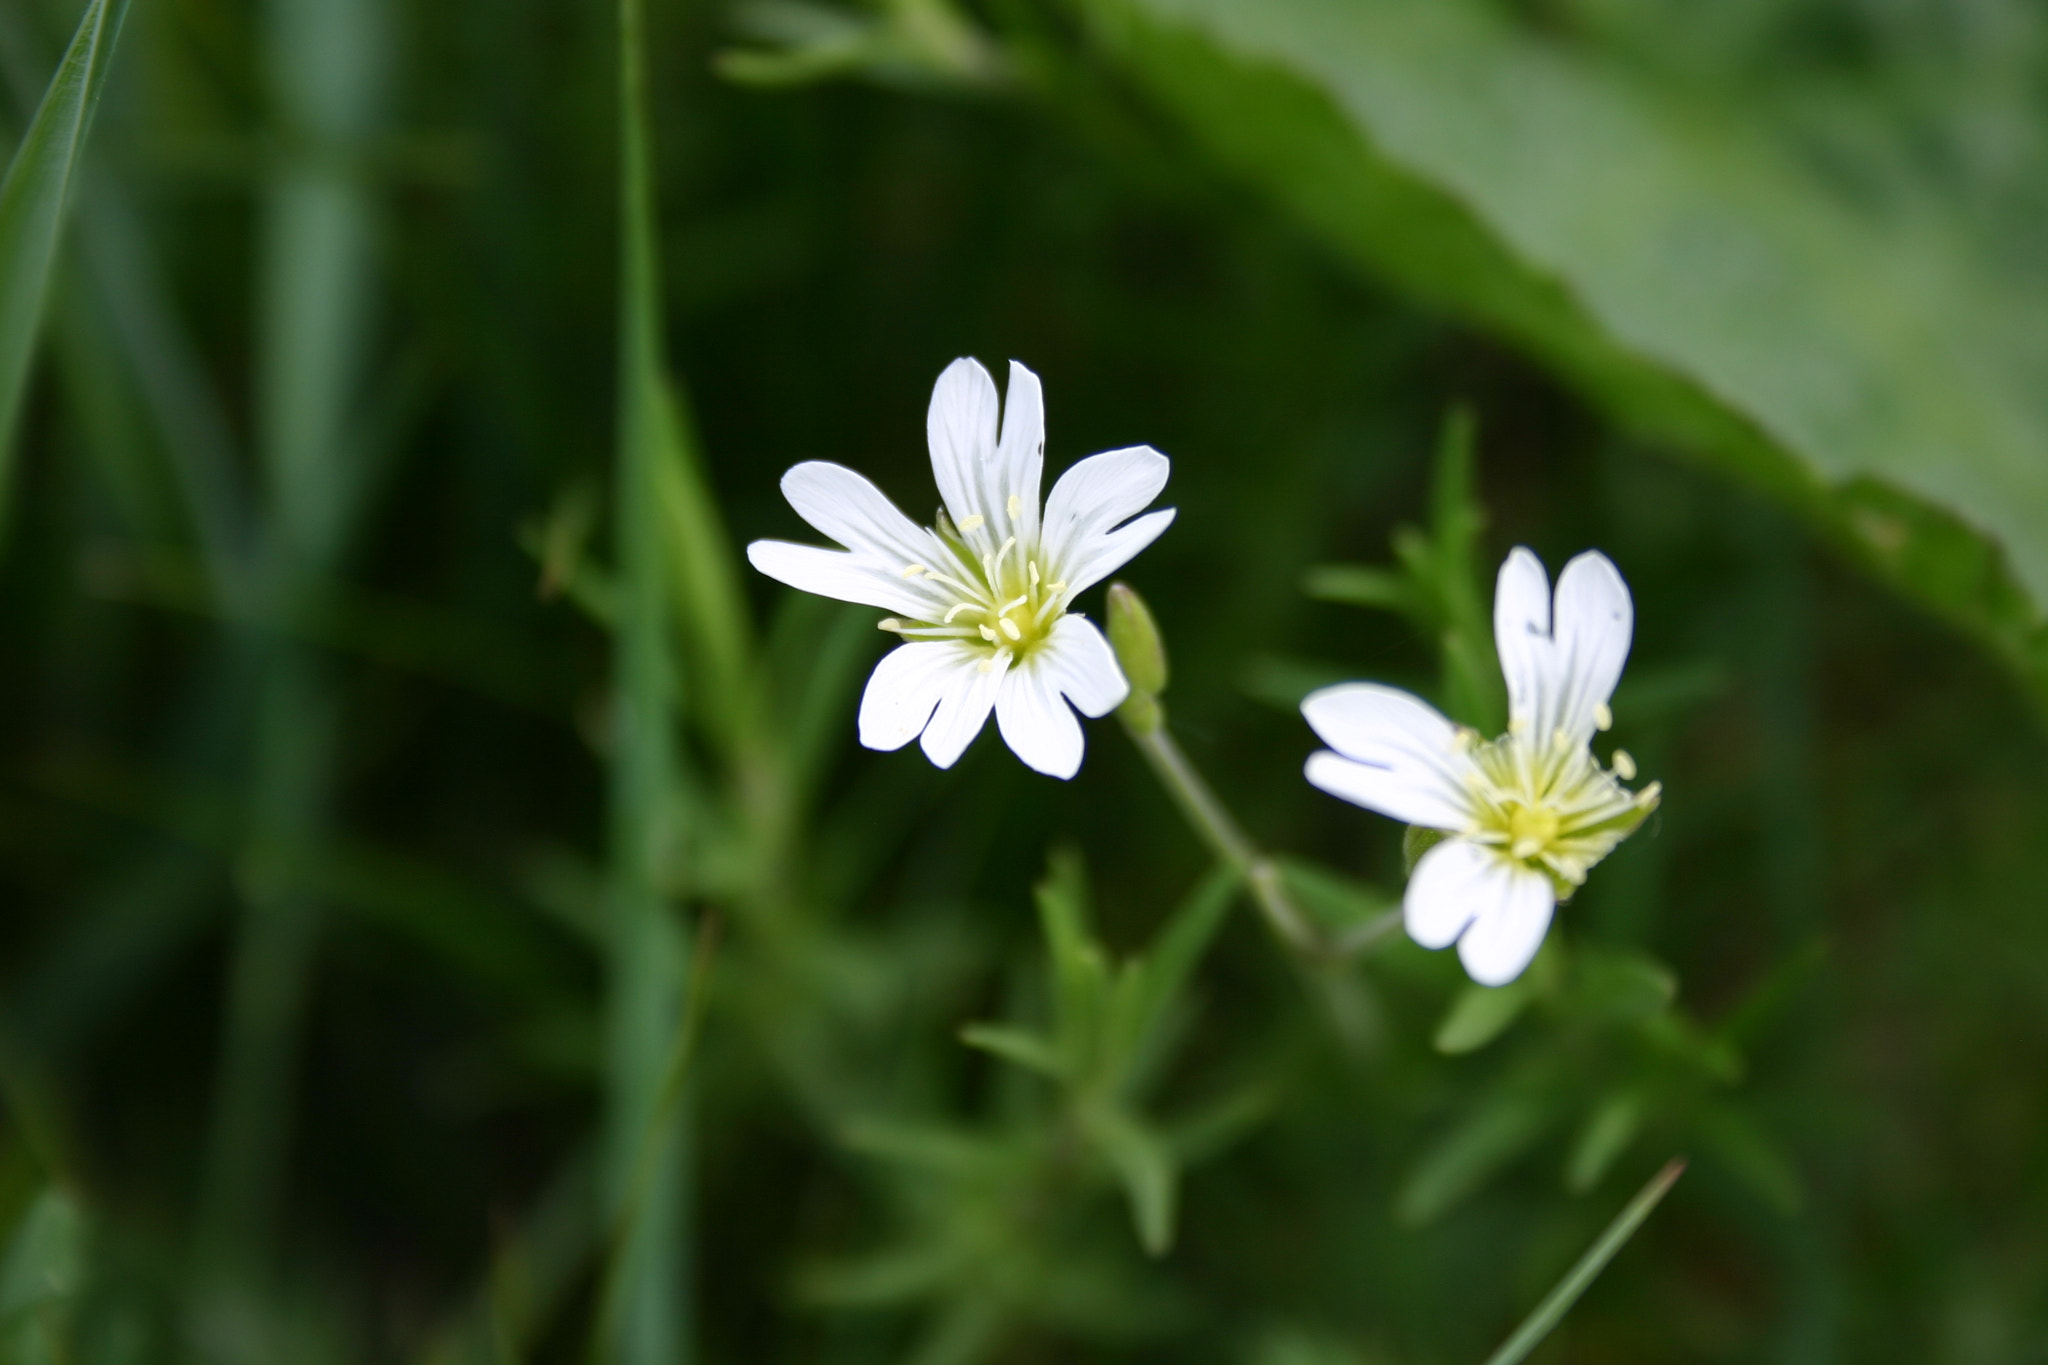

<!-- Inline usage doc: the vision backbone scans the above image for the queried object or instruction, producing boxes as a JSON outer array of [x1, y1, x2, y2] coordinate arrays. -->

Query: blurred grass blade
[[1479, 1157, 1684, 1365], [0, 0, 130, 485], [605, 0, 696, 1358]]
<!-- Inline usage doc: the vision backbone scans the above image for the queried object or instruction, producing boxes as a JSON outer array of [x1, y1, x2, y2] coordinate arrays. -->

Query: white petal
[[1493, 546, 1558, 738], [919, 649, 1010, 768], [996, 655, 1085, 779], [1057, 508, 1176, 596], [1455, 861, 1557, 987], [926, 358, 1000, 531], [780, 461, 939, 566], [858, 641, 975, 752], [1034, 615, 1129, 718], [992, 361, 1045, 546], [1403, 837, 1496, 949], [1549, 551, 1633, 744], [748, 540, 942, 618], [1404, 837, 1556, 981], [1299, 683, 1477, 830], [1041, 446, 1171, 582]]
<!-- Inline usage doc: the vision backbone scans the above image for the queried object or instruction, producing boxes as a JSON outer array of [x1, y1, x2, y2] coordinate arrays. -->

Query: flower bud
[[1106, 582, 1168, 699]]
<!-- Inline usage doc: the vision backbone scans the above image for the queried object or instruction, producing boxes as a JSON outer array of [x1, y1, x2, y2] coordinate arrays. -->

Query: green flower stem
[[1121, 716, 1326, 958], [1479, 1157, 1686, 1365]]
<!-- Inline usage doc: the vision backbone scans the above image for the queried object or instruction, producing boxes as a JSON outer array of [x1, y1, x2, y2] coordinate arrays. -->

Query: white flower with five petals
[[747, 359, 1175, 779], [1301, 548, 1660, 986]]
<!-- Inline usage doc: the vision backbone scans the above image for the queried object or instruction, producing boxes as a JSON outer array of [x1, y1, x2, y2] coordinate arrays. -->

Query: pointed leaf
[[0, 0, 131, 476]]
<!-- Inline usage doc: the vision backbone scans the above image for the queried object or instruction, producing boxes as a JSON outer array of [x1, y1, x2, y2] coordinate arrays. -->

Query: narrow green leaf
[[1300, 564, 1414, 612], [1434, 979, 1532, 1055], [1480, 1158, 1685, 1365], [0, 0, 131, 477], [1088, 1107, 1179, 1256], [1563, 1092, 1644, 1195], [1396, 1089, 1560, 1226], [958, 1023, 1067, 1079]]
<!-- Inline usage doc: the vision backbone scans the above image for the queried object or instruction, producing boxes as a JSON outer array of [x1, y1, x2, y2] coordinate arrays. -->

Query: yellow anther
[[1007, 494, 1021, 518], [1612, 749, 1637, 781], [901, 563, 926, 578], [1045, 581, 1065, 593], [978, 624, 998, 643], [1452, 727, 1478, 753], [1636, 781, 1663, 806], [877, 618, 903, 632], [1000, 617, 1023, 641], [1593, 701, 1613, 731], [958, 514, 985, 533], [1029, 562, 1041, 587]]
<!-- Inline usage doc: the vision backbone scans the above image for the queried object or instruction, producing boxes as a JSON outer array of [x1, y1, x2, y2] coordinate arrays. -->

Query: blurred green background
[[3, 0, 2048, 1360]]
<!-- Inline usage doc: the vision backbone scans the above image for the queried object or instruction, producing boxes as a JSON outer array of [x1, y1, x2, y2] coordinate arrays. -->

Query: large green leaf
[[1075, 0, 2048, 700], [0, 0, 131, 479]]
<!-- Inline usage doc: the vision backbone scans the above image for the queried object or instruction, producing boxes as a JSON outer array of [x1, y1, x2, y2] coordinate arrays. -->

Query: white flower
[[1301, 548, 1660, 986], [747, 358, 1175, 779]]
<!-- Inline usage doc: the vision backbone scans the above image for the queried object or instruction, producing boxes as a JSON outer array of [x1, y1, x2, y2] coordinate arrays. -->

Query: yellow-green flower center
[[1461, 723, 1660, 894], [874, 515, 1068, 665]]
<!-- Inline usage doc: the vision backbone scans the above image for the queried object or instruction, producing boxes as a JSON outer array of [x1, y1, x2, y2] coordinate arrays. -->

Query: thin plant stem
[[1480, 1157, 1686, 1365], [1121, 717, 1326, 958]]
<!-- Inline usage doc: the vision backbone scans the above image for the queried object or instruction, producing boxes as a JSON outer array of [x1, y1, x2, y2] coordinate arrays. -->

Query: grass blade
[[1479, 1157, 1686, 1365], [0, 0, 131, 482], [603, 0, 698, 1357]]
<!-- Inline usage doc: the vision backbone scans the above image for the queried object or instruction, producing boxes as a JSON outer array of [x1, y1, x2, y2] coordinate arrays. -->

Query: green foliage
[[0, 0, 129, 500], [0, 0, 2041, 1361], [1071, 0, 2048, 713]]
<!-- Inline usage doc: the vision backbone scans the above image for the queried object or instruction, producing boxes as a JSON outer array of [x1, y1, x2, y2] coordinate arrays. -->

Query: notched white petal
[[996, 657, 1085, 779], [919, 649, 1009, 768], [1494, 545, 1556, 736], [926, 358, 1001, 530], [1299, 683, 1476, 829], [1455, 862, 1556, 987], [1034, 615, 1128, 718], [1304, 751, 1474, 832], [747, 540, 939, 618], [993, 361, 1045, 543], [858, 641, 972, 752], [1041, 445, 1171, 574], [1550, 551, 1633, 744], [1403, 837, 1494, 950], [1059, 507, 1176, 596], [780, 461, 935, 565]]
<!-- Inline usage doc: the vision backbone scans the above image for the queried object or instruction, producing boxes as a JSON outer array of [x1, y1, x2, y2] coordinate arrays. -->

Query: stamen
[[1044, 581, 1065, 593], [1593, 701, 1613, 731], [978, 624, 998, 643], [901, 563, 926, 578], [1635, 781, 1662, 806], [943, 603, 974, 623], [999, 618, 1023, 641], [920, 571, 982, 598], [999, 594, 1029, 614], [1611, 749, 1637, 781], [958, 514, 985, 533], [993, 536, 1016, 572], [1029, 562, 1041, 587], [1007, 494, 1021, 518], [877, 618, 903, 632]]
